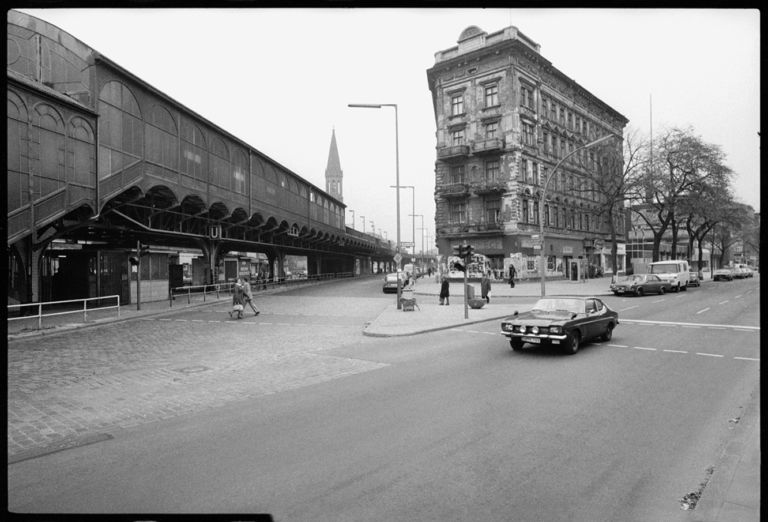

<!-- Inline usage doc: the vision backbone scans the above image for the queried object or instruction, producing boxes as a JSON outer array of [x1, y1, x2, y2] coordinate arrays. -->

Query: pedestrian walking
[[481, 272, 491, 303], [242, 276, 260, 316], [508, 264, 517, 288], [439, 276, 450, 305], [230, 277, 245, 319]]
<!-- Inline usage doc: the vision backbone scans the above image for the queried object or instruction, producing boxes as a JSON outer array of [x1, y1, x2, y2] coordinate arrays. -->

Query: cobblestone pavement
[[7, 295, 390, 462]]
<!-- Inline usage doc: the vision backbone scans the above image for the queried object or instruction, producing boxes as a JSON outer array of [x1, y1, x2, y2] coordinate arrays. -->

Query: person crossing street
[[243, 275, 260, 316]]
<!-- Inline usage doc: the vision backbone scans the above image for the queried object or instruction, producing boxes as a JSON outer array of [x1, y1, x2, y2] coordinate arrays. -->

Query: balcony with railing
[[437, 144, 470, 162], [467, 221, 503, 233], [437, 183, 469, 198], [471, 179, 507, 195], [472, 137, 503, 155]]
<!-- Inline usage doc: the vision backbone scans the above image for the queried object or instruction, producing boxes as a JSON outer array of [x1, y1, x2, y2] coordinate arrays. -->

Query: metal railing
[[169, 272, 355, 306], [7, 295, 121, 331]]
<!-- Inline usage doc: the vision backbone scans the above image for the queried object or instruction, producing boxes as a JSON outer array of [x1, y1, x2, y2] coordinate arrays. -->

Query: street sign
[[393, 253, 402, 265], [400, 242, 414, 248]]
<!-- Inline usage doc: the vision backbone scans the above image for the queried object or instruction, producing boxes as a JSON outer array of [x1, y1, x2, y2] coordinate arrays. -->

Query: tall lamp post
[[349, 102, 402, 307], [538, 134, 615, 296], [392, 185, 415, 260], [411, 213, 424, 269]]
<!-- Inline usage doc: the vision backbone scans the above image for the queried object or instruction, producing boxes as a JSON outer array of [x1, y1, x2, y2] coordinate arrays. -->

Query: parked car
[[647, 260, 690, 292], [741, 267, 754, 278], [382, 272, 406, 293], [732, 267, 752, 279], [687, 271, 701, 287], [610, 274, 672, 296], [500, 296, 619, 355], [713, 268, 734, 281]]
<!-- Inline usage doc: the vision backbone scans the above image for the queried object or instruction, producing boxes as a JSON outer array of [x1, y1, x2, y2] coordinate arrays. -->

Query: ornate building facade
[[427, 25, 629, 279]]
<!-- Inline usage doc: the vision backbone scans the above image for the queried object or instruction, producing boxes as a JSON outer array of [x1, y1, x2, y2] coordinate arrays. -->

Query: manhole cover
[[174, 366, 210, 374]]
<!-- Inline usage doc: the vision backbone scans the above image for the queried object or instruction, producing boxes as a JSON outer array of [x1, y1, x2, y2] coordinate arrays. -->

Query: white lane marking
[[664, 349, 688, 354], [696, 307, 710, 314], [608, 344, 629, 348], [735, 295, 743, 299], [191, 319, 205, 322], [158, 318, 172, 321], [652, 299, 665, 303], [718, 300, 729, 305], [620, 305, 639, 312], [734, 357, 760, 362], [620, 319, 759, 331], [682, 325, 700, 329], [633, 346, 657, 351], [696, 352, 724, 358]]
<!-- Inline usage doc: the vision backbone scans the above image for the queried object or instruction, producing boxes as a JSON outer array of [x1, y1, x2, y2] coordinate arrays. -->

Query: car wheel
[[510, 339, 523, 351], [600, 324, 614, 342], [681, 284, 687, 291], [673, 284, 680, 293], [659, 287, 666, 295], [563, 331, 580, 355], [635, 287, 644, 297], [613, 291, 620, 296]]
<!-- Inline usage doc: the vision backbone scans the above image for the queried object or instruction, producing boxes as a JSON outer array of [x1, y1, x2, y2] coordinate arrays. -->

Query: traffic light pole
[[463, 260, 468, 320], [136, 240, 142, 311]]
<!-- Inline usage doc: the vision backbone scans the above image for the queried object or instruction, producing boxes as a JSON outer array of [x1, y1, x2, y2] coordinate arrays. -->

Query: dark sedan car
[[500, 296, 619, 355], [610, 274, 671, 296]]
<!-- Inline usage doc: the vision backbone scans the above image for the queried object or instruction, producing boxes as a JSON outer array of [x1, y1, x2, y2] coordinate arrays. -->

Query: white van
[[648, 260, 690, 292]]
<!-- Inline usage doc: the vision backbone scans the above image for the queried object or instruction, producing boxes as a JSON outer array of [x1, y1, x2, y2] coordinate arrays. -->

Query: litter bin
[[465, 284, 476, 299]]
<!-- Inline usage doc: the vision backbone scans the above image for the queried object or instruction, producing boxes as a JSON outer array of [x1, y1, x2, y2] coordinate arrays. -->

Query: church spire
[[325, 128, 343, 202]]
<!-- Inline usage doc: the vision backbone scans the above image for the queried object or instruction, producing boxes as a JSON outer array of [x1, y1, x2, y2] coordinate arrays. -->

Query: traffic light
[[128, 256, 139, 266], [453, 244, 463, 257], [139, 242, 150, 256], [466, 245, 475, 259]]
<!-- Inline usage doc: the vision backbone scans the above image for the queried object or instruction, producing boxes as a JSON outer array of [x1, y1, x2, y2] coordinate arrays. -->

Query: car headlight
[[517, 325, 526, 333], [531, 326, 539, 334], [550, 326, 562, 334]]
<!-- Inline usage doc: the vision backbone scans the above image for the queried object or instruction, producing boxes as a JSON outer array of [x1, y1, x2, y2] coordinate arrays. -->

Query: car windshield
[[385, 274, 399, 281], [649, 263, 679, 274], [531, 298, 584, 314]]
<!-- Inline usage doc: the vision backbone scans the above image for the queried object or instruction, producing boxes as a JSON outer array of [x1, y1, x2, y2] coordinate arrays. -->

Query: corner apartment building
[[427, 25, 629, 279]]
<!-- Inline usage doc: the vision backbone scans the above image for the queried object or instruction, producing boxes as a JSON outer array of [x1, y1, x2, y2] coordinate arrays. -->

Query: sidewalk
[[362, 275, 613, 337]]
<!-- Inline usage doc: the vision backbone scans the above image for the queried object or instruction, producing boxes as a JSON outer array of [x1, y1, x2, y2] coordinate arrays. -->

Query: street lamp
[[392, 185, 415, 258], [349, 102, 402, 307], [411, 213, 424, 267], [538, 134, 615, 296]]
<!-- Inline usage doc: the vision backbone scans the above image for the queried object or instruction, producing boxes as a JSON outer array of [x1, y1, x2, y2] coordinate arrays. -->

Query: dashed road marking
[[633, 346, 657, 351], [696, 307, 710, 314], [735, 295, 743, 299], [696, 352, 724, 358], [734, 357, 760, 362], [664, 349, 688, 354], [719, 300, 729, 305]]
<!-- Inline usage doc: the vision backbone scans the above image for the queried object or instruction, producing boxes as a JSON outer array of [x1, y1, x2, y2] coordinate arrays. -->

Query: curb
[[687, 383, 761, 521], [362, 310, 515, 338]]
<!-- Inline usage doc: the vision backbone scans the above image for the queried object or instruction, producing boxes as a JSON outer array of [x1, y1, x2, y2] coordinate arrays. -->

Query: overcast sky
[[18, 7, 760, 249]]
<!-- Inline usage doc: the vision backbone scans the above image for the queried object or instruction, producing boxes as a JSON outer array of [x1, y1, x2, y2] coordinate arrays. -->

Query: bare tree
[[587, 129, 645, 275], [632, 127, 731, 261]]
